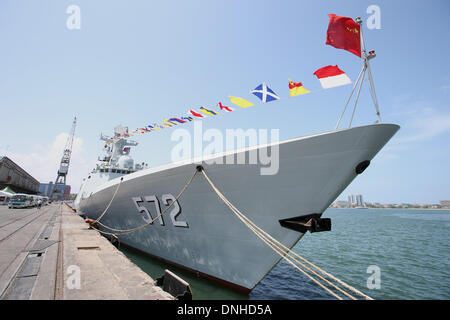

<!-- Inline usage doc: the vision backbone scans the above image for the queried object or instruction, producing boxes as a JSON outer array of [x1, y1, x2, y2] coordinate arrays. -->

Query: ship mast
[[335, 17, 382, 130]]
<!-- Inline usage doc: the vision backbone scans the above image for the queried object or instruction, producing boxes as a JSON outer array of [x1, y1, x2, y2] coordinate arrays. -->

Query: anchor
[[279, 213, 331, 233]]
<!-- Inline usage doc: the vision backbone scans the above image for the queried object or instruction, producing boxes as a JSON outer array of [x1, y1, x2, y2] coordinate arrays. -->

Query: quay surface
[[0, 203, 173, 300]]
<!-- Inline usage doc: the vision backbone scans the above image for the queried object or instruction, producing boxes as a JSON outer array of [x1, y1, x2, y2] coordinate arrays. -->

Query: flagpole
[[335, 17, 370, 130], [335, 64, 365, 130], [357, 17, 382, 123], [349, 66, 367, 127]]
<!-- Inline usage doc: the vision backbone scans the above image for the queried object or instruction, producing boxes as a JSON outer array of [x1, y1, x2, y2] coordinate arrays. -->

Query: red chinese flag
[[326, 14, 361, 58]]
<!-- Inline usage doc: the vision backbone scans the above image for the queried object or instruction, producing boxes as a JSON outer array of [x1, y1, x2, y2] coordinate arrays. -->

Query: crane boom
[[51, 117, 77, 200]]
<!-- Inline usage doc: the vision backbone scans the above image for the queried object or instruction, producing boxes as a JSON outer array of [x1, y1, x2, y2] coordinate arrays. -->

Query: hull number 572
[[132, 194, 188, 228]]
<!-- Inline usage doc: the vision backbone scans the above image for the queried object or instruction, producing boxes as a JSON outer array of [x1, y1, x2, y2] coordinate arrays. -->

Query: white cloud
[[0, 133, 92, 193], [393, 108, 450, 144], [379, 99, 450, 162]]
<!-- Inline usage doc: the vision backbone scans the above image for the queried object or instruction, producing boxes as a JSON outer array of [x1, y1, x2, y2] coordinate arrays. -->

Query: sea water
[[120, 208, 450, 300]]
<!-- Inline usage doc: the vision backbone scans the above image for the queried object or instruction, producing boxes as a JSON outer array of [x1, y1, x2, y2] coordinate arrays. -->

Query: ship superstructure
[[75, 125, 147, 206]]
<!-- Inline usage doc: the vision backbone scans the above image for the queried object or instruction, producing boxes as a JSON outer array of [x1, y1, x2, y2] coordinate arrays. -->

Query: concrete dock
[[0, 203, 173, 300]]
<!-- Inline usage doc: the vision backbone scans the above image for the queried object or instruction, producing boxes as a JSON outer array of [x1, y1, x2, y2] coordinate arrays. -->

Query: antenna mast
[[51, 117, 77, 200]]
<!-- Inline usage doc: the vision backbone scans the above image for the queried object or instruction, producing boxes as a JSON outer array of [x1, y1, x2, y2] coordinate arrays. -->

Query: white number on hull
[[144, 195, 165, 226], [162, 194, 188, 228], [132, 194, 187, 228], [132, 197, 153, 224]]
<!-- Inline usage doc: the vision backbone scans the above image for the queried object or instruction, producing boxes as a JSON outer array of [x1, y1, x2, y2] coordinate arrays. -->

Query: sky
[[0, 0, 449, 204]]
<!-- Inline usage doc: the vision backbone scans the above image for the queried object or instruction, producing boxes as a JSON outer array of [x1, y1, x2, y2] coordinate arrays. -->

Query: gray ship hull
[[75, 123, 399, 292]]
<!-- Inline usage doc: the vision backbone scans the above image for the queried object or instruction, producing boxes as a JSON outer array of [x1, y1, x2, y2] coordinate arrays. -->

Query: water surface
[[121, 208, 450, 300]]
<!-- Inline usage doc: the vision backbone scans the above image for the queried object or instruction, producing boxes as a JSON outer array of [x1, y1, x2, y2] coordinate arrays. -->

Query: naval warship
[[74, 15, 399, 292], [74, 122, 399, 293]]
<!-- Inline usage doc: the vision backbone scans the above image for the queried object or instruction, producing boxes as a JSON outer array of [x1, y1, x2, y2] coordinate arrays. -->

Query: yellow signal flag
[[228, 96, 255, 108], [289, 79, 310, 97]]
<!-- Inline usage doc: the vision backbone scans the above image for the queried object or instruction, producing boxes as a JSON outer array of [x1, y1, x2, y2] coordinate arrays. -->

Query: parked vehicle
[[0, 195, 11, 205], [8, 194, 33, 209]]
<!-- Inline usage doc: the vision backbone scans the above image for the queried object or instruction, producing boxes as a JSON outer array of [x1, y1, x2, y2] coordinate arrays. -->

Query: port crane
[[51, 117, 77, 200]]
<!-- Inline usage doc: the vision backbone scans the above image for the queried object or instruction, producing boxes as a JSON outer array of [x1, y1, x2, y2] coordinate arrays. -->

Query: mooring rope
[[85, 165, 372, 300], [93, 176, 124, 223], [199, 167, 373, 300], [93, 169, 198, 235]]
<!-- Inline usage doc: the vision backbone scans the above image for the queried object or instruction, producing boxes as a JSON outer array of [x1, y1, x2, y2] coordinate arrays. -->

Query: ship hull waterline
[[75, 123, 400, 293]]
